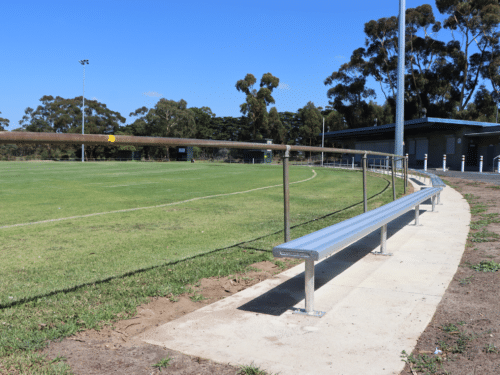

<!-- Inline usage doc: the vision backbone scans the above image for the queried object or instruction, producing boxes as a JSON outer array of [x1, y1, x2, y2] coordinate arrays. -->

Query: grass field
[[0, 160, 404, 374]]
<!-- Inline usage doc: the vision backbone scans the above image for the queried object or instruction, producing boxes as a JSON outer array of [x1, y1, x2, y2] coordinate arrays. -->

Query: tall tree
[[129, 98, 196, 160], [478, 30, 500, 113], [236, 73, 279, 140], [18, 95, 125, 159], [435, 0, 500, 112], [324, 49, 377, 129], [278, 111, 302, 146], [0, 112, 9, 131], [267, 107, 285, 144], [298, 102, 323, 159], [189, 106, 216, 140]]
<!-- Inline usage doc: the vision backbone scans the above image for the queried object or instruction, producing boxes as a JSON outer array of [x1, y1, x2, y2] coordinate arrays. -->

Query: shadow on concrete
[[409, 177, 427, 187], [237, 207, 429, 316]]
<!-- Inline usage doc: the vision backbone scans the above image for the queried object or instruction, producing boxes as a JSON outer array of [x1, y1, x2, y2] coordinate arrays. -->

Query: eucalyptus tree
[[267, 107, 285, 144], [435, 0, 500, 112], [18, 95, 125, 159], [278, 111, 302, 146], [324, 48, 377, 129], [235, 73, 280, 140], [0, 112, 9, 131], [129, 98, 196, 160], [189, 106, 216, 140], [298, 102, 323, 159]]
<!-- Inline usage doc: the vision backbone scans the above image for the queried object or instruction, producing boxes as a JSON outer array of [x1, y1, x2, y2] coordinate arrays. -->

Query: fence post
[[403, 157, 407, 194], [406, 154, 409, 190], [283, 145, 291, 243], [352, 157, 354, 169], [461, 155, 465, 172], [391, 156, 396, 201], [424, 154, 427, 172], [443, 154, 446, 171], [479, 155, 483, 173], [362, 153, 367, 213]]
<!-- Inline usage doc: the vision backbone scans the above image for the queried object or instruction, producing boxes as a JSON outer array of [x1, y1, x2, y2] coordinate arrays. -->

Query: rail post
[[391, 156, 396, 201], [352, 156, 354, 169], [424, 153, 427, 172], [415, 204, 420, 226], [443, 154, 446, 171], [362, 153, 367, 213], [461, 155, 465, 172], [498, 158, 500, 174], [479, 155, 483, 173], [403, 157, 407, 194], [405, 154, 409, 191], [283, 145, 291, 243]]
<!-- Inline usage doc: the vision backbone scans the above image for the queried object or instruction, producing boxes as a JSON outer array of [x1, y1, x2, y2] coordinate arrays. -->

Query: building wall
[[330, 125, 499, 171]]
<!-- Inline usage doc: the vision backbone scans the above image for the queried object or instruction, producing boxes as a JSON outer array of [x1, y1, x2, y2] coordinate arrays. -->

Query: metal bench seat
[[272, 185, 442, 317], [409, 169, 446, 187]]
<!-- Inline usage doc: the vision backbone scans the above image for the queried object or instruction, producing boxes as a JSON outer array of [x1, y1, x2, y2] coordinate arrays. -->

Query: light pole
[[79, 59, 89, 162], [321, 117, 325, 166], [395, 0, 405, 168]]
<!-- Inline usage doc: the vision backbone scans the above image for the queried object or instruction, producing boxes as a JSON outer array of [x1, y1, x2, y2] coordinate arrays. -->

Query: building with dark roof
[[321, 117, 500, 171]]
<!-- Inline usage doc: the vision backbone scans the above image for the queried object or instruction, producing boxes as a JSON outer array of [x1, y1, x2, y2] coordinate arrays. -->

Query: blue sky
[[0, 0, 489, 131]]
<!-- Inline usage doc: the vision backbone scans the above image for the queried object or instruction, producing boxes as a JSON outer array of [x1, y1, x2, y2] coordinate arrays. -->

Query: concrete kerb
[[143, 177, 470, 375]]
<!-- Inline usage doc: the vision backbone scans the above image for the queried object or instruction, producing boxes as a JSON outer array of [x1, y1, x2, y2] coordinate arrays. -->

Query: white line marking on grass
[[0, 170, 317, 230], [103, 182, 161, 188]]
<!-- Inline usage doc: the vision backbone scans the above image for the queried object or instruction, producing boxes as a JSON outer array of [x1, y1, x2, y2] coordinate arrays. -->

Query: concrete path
[[143, 176, 470, 375]]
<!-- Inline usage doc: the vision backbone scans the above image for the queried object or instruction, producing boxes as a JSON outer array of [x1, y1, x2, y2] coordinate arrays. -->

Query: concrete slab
[[143, 176, 470, 375]]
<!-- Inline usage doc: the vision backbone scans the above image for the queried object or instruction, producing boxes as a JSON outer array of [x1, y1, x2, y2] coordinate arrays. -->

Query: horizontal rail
[[0, 131, 401, 158]]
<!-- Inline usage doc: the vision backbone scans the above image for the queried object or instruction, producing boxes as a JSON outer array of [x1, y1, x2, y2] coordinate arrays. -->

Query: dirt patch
[[42, 259, 300, 374], [400, 177, 500, 375]]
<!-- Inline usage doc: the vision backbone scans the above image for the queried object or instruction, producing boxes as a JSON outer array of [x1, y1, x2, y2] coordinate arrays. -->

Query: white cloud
[[142, 91, 162, 97], [278, 83, 291, 90]]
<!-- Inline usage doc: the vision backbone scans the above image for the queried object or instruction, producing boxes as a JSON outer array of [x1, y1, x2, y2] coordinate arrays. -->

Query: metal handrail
[[0, 131, 402, 158]]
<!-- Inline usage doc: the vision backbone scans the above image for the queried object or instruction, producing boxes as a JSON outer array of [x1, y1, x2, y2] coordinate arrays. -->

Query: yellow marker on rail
[[108, 135, 115, 142]]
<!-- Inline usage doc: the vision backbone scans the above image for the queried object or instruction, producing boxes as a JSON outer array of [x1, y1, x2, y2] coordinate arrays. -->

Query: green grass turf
[[0, 161, 395, 306], [0, 161, 405, 374]]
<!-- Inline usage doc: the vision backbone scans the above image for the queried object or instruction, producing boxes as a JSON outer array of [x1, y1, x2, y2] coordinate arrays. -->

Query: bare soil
[[399, 177, 500, 375], [42, 260, 299, 374], [41, 177, 500, 375]]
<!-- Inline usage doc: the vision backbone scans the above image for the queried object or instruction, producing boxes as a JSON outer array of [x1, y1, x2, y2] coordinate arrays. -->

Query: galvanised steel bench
[[409, 169, 446, 204], [272, 185, 443, 317]]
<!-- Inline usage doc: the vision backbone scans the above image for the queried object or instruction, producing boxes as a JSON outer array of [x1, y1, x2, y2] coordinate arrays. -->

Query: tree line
[[1, 1, 500, 160]]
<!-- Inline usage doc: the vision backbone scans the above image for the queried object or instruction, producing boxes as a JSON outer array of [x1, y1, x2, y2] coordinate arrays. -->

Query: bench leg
[[414, 204, 420, 226], [293, 259, 325, 318], [305, 259, 315, 313], [437, 192, 441, 205], [373, 224, 392, 256]]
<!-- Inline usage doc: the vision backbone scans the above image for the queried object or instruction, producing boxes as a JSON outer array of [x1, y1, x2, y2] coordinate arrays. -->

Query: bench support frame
[[292, 259, 325, 318], [373, 224, 393, 256], [415, 204, 420, 226]]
